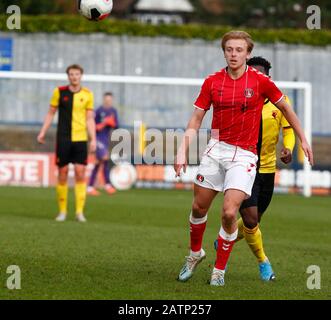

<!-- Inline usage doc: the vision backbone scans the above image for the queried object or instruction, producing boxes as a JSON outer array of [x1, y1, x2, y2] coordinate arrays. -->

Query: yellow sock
[[75, 182, 86, 215], [56, 184, 68, 214], [243, 225, 267, 263], [236, 218, 245, 242]]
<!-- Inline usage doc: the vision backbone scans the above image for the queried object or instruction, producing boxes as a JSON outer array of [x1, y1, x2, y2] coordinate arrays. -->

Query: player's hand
[[104, 116, 116, 128], [37, 132, 45, 144], [174, 153, 187, 177], [96, 123, 106, 132], [301, 141, 314, 166], [89, 139, 97, 153], [280, 148, 292, 164]]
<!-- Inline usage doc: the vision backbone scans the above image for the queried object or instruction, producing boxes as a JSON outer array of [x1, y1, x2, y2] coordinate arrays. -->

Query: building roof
[[135, 0, 194, 13], [112, 0, 136, 14]]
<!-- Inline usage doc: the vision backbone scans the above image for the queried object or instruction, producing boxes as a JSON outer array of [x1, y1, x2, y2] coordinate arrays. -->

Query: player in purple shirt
[[87, 92, 119, 196]]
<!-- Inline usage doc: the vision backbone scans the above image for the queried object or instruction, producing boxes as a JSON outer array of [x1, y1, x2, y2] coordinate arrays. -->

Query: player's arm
[[96, 122, 106, 131], [280, 97, 296, 164], [174, 108, 207, 177], [37, 87, 60, 144], [37, 106, 57, 144], [275, 97, 313, 165], [280, 126, 295, 164], [87, 109, 97, 153], [174, 78, 211, 176], [262, 77, 313, 165]]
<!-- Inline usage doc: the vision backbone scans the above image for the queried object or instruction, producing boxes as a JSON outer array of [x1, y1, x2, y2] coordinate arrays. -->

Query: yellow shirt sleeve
[[281, 96, 295, 151], [50, 87, 60, 108], [86, 91, 94, 110], [280, 95, 291, 128], [283, 127, 295, 152]]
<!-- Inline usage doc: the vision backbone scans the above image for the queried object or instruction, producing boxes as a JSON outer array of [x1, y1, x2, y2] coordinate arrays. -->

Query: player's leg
[[237, 174, 260, 241], [237, 173, 276, 280], [87, 159, 101, 196], [240, 206, 266, 263], [212, 176, 260, 270], [251, 173, 276, 281], [88, 141, 105, 196], [239, 174, 264, 260], [178, 184, 218, 282], [241, 205, 275, 281], [257, 173, 275, 222], [211, 188, 246, 286], [74, 164, 87, 222], [178, 149, 222, 282], [102, 155, 116, 195], [55, 140, 71, 221], [213, 177, 258, 253], [191, 184, 218, 254], [55, 165, 69, 221], [72, 142, 88, 222], [88, 160, 101, 196], [211, 149, 257, 286]]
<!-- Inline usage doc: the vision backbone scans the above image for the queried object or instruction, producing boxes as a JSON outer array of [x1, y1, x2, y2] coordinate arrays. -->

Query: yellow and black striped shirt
[[50, 86, 94, 142]]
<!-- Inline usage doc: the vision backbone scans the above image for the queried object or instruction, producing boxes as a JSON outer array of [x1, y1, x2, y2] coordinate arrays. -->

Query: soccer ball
[[78, 0, 113, 21]]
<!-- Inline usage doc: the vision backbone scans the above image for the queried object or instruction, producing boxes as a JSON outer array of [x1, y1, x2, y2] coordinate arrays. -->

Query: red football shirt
[[194, 66, 284, 154]]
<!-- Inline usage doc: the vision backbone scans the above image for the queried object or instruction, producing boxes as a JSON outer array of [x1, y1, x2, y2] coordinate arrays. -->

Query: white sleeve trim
[[194, 104, 208, 111], [274, 94, 284, 105]]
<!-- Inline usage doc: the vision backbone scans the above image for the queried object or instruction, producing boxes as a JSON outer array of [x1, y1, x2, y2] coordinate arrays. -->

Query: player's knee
[[191, 201, 208, 218], [75, 174, 85, 183], [58, 167, 68, 183], [242, 215, 258, 229], [75, 169, 86, 182], [240, 207, 259, 229], [222, 206, 237, 224]]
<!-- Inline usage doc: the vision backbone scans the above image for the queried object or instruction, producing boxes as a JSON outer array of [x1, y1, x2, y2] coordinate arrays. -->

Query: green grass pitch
[[0, 187, 330, 300]]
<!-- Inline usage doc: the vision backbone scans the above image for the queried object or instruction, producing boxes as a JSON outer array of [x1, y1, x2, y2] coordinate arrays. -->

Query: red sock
[[215, 235, 235, 270], [190, 221, 207, 253]]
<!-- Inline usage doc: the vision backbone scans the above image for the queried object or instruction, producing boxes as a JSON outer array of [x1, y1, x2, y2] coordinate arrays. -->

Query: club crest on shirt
[[196, 174, 204, 183], [244, 88, 254, 98], [272, 110, 278, 119]]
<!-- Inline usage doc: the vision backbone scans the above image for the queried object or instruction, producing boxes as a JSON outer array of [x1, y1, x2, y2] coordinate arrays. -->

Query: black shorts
[[56, 140, 88, 168], [240, 172, 275, 215]]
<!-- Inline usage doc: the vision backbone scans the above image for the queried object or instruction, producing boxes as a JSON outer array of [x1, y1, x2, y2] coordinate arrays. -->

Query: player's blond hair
[[221, 31, 254, 53]]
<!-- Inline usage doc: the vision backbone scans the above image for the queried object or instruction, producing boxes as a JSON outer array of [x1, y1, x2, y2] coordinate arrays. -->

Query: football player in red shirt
[[175, 30, 313, 286]]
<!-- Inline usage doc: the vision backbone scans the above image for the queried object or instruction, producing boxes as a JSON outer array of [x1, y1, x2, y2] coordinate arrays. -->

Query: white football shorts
[[194, 138, 258, 196]]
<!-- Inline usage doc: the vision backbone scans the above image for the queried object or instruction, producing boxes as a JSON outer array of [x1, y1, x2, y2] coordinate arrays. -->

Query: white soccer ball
[[110, 163, 137, 191], [78, 0, 113, 21]]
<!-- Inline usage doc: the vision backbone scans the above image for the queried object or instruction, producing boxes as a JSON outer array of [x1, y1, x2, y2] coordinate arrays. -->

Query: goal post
[[275, 81, 312, 197], [0, 71, 312, 197]]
